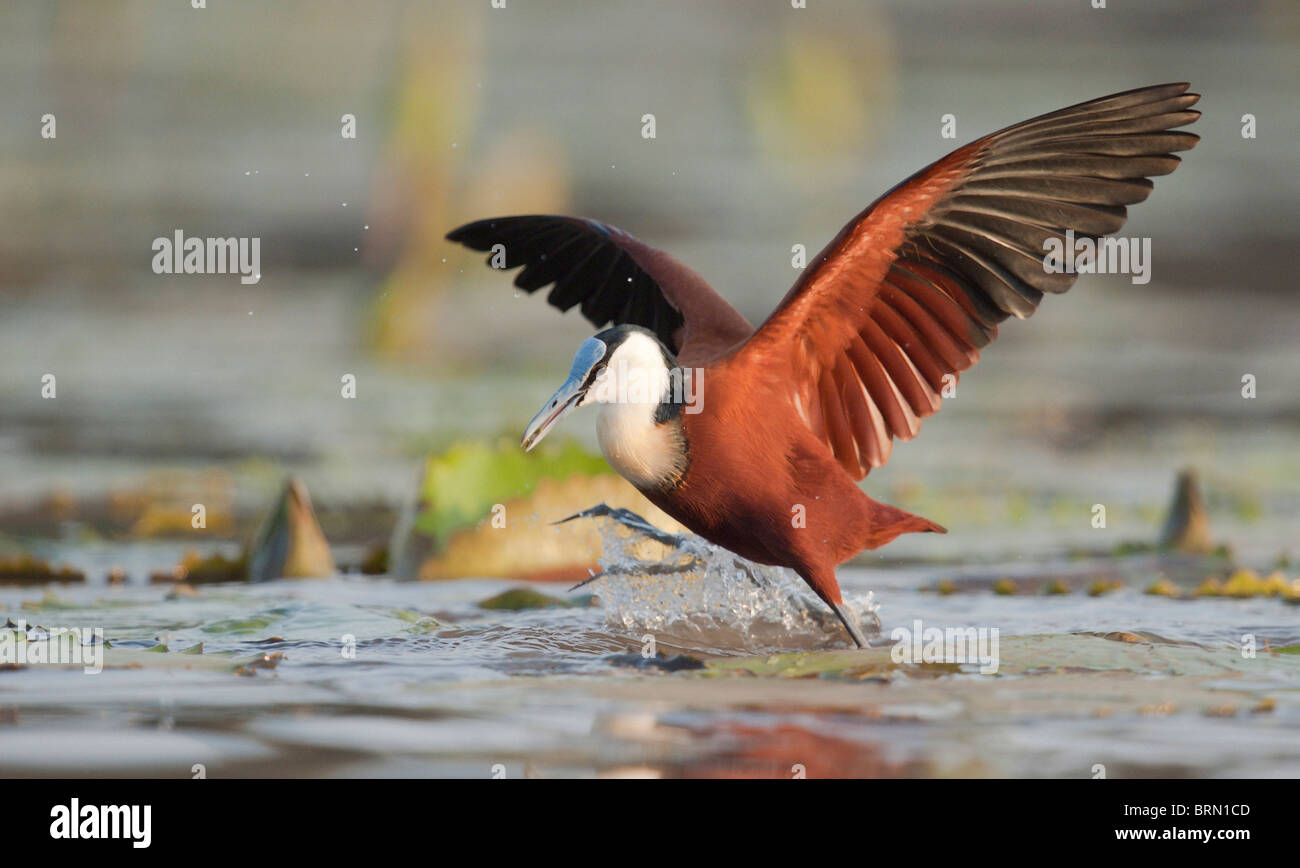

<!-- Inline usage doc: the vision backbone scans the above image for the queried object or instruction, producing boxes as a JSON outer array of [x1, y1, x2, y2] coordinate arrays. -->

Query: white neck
[[596, 401, 686, 490], [587, 332, 688, 490]]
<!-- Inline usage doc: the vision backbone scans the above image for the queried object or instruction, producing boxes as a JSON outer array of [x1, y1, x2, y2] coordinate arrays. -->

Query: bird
[[446, 83, 1200, 647]]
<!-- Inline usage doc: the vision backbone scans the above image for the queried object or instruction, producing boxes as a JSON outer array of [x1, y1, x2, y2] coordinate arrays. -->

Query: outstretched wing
[[446, 215, 752, 364], [730, 83, 1200, 479]]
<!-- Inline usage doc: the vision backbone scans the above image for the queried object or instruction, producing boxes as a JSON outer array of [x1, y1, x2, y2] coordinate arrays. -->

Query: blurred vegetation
[[414, 437, 608, 542], [745, 25, 894, 182]]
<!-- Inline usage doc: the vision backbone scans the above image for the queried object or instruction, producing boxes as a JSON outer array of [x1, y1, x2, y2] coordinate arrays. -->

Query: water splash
[[571, 506, 880, 653]]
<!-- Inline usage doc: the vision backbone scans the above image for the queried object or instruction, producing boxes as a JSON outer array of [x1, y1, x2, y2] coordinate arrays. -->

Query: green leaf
[[414, 437, 609, 543], [477, 588, 581, 611]]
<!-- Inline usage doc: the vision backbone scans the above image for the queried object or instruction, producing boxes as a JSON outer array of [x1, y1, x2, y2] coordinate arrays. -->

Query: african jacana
[[448, 83, 1200, 646]]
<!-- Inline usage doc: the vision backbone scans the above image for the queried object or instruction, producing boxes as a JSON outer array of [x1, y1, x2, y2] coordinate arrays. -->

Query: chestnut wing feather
[[733, 83, 1200, 479]]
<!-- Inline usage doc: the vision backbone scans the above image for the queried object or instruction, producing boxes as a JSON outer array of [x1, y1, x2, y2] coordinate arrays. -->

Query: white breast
[[596, 402, 686, 490]]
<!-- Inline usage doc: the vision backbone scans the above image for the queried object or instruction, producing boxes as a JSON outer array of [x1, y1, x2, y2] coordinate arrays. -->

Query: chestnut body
[[641, 366, 941, 609]]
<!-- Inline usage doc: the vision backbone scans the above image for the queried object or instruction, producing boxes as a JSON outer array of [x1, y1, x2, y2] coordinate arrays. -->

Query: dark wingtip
[[444, 225, 471, 244], [446, 216, 515, 246]]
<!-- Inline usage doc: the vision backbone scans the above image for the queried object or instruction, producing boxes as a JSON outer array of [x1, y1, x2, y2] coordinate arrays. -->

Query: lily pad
[[200, 609, 286, 635], [478, 588, 583, 611], [389, 608, 444, 633], [417, 484, 683, 583], [699, 633, 1300, 681], [416, 438, 607, 540]]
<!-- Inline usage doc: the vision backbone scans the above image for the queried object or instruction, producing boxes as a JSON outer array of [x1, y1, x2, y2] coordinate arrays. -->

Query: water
[[583, 511, 881, 653], [3, 516, 1298, 778]]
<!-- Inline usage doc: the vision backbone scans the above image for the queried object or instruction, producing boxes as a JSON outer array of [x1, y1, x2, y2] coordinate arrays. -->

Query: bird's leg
[[800, 567, 871, 648], [568, 570, 605, 592], [554, 503, 686, 547], [829, 600, 871, 649], [566, 558, 703, 592]]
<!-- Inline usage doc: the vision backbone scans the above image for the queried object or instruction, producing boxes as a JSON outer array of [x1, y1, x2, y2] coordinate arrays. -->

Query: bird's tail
[[862, 498, 946, 550]]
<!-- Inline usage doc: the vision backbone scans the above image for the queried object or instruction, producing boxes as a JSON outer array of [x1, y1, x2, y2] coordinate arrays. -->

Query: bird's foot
[[732, 559, 766, 589], [567, 557, 706, 591], [559, 503, 700, 591], [554, 503, 686, 547]]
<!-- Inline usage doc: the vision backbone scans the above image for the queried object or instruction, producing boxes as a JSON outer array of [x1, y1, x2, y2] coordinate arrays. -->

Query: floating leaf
[[478, 588, 578, 611]]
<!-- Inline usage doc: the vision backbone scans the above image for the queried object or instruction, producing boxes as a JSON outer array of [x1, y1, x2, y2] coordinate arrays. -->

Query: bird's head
[[521, 325, 677, 452]]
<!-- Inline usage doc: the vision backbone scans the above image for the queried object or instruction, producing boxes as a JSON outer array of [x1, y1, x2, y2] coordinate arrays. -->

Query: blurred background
[[1, 0, 1297, 563]]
